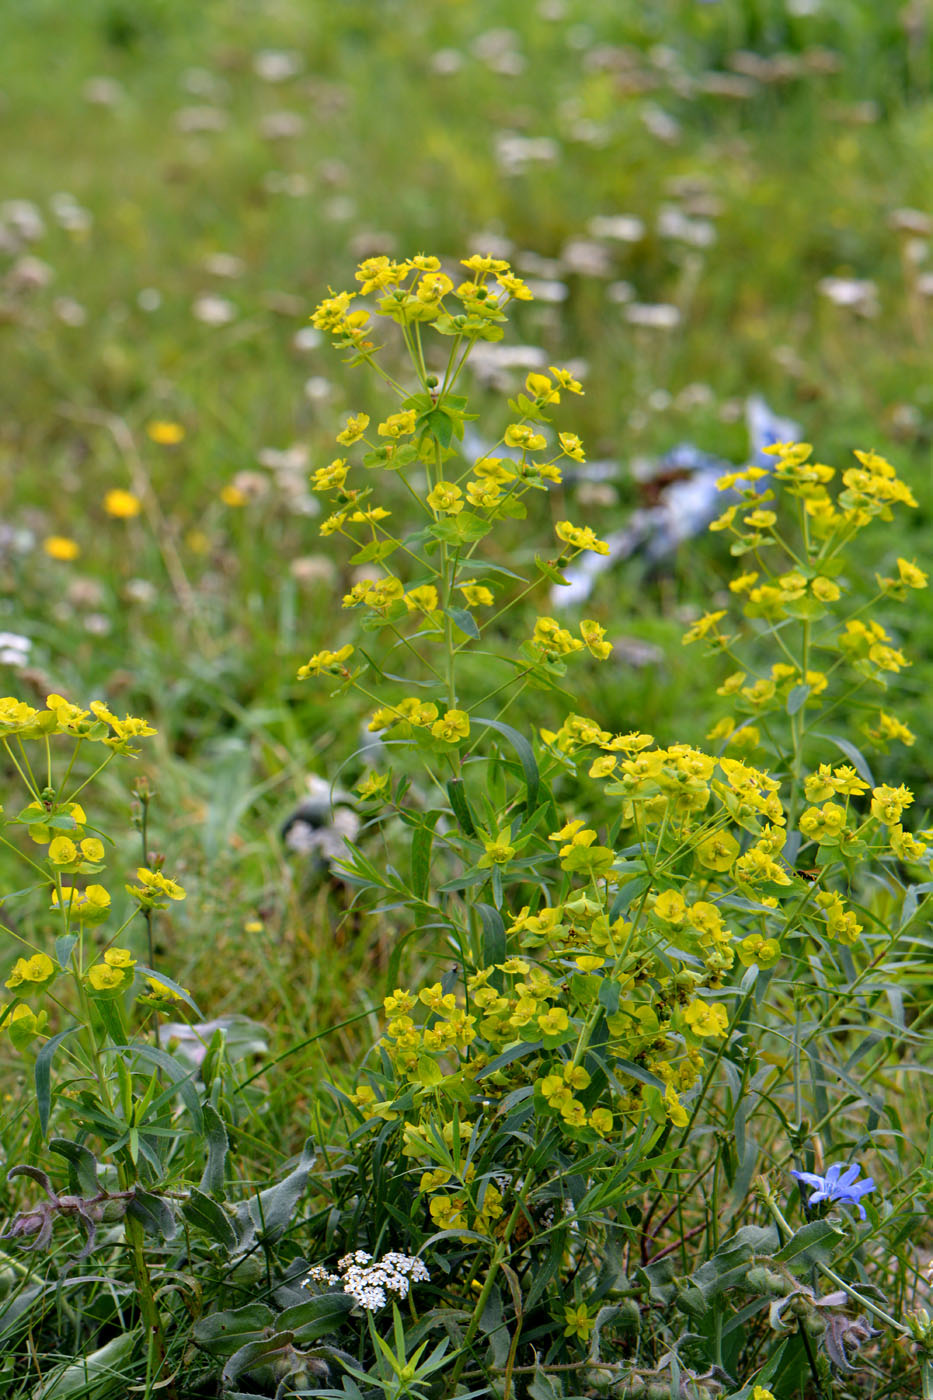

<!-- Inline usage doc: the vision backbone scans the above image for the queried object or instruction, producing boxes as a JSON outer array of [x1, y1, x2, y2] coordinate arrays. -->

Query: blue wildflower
[[791, 1163, 875, 1219]]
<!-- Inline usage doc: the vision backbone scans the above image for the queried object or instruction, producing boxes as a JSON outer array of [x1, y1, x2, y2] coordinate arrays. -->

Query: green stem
[[445, 1199, 526, 1396], [65, 751, 117, 804]]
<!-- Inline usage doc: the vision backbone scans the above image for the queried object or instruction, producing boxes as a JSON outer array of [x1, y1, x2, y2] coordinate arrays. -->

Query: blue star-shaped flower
[[790, 1163, 875, 1219]]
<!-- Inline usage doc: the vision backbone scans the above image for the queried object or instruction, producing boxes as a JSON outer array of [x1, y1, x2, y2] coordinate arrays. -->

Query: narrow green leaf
[[446, 606, 480, 640], [114, 1042, 203, 1131], [410, 813, 440, 902], [35, 1027, 79, 1137], [614, 1058, 665, 1090], [447, 778, 476, 836], [477, 1040, 543, 1079], [476, 901, 506, 973], [473, 717, 539, 812], [786, 684, 811, 715]]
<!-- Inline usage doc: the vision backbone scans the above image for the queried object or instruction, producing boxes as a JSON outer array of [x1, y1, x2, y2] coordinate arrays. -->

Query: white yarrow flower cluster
[[304, 1249, 430, 1312]]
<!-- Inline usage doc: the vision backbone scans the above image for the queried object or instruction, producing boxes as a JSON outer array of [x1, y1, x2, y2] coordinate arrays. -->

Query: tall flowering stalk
[[299, 255, 932, 1395]]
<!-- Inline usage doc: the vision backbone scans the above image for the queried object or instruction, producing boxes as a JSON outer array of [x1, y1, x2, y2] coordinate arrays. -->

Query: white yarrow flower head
[[304, 1249, 430, 1311], [0, 632, 31, 666]]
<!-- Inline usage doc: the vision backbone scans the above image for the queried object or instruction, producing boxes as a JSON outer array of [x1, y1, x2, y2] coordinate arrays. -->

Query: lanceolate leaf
[[35, 1027, 79, 1137], [473, 717, 539, 813]]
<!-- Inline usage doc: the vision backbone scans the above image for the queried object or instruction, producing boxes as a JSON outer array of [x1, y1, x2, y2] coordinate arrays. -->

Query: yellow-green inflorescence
[[0, 693, 189, 1047], [301, 255, 930, 1238]]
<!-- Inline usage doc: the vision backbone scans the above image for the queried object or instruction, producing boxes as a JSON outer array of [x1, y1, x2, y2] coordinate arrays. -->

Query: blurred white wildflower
[[817, 276, 879, 316], [67, 579, 104, 608], [494, 132, 559, 176], [699, 72, 757, 99], [0, 525, 35, 556], [124, 579, 157, 605], [566, 24, 595, 50], [228, 471, 267, 502], [137, 288, 162, 312], [0, 632, 31, 666], [174, 106, 228, 134], [562, 238, 613, 277], [259, 111, 305, 141], [53, 297, 87, 327], [607, 280, 635, 304], [7, 256, 53, 292], [625, 302, 681, 328], [82, 76, 124, 106], [675, 382, 715, 411], [564, 117, 610, 146], [468, 342, 547, 390], [83, 614, 112, 636], [181, 67, 228, 100], [317, 158, 349, 186], [259, 445, 309, 474], [904, 237, 928, 265], [323, 195, 354, 220], [515, 250, 563, 279], [888, 208, 932, 236], [290, 555, 336, 587], [263, 292, 304, 320], [642, 105, 681, 144], [588, 214, 645, 243], [472, 28, 526, 75], [258, 446, 318, 515], [617, 637, 665, 667], [263, 172, 312, 197], [522, 278, 568, 302], [49, 193, 92, 235], [657, 205, 717, 247], [192, 294, 237, 326], [576, 482, 618, 509], [304, 375, 333, 402], [292, 326, 323, 351], [1, 201, 45, 243], [349, 230, 397, 259], [254, 49, 303, 83], [467, 230, 514, 261], [203, 252, 245, 279], [430, 48, 464, 76]]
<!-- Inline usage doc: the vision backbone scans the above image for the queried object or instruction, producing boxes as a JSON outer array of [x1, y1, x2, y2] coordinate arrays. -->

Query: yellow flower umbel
[[127, 867, 186, 911], [297, 645, 354, 679]]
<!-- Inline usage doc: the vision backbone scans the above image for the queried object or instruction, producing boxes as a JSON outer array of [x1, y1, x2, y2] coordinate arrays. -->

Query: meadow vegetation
[[1, 2, 933, 1397]]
